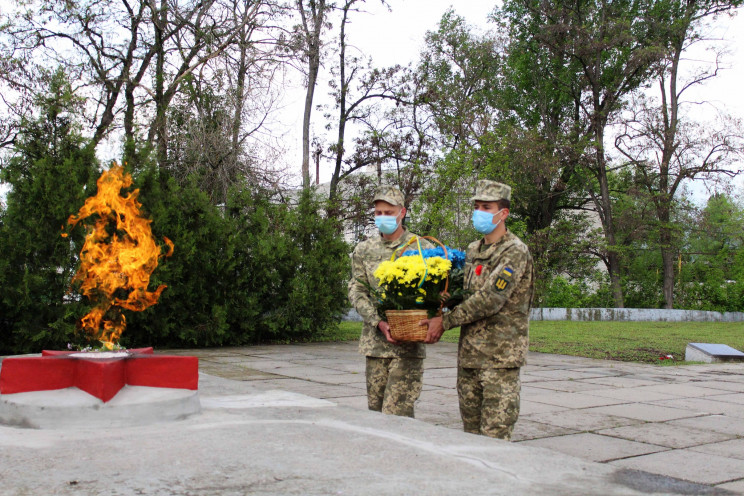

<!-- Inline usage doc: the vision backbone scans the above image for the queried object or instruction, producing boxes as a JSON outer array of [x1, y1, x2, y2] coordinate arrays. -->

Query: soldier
[[347, 186, 432, 417], [422, 180, 534, 439]]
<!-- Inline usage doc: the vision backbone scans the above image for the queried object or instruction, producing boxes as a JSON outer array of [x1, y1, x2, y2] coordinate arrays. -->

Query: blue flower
[[401, 246, 466, 269]]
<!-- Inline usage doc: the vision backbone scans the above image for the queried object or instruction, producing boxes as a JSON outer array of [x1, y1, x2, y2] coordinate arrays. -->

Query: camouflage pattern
[[348, 229, 432, 359], [442, 230, 535, 369], [470, 180, 512, 202], [457, 367, 520, 439], [366, 357, 423, 417], [373, 185, 405, 207]]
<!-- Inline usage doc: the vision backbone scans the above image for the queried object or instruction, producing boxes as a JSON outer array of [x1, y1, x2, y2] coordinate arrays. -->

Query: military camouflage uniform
[[347, 186, 432, 417], [441, 180, 535, 439]]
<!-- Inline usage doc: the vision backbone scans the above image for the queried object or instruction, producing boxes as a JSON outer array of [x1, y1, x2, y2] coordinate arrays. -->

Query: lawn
[[325, 320, 744, 364]]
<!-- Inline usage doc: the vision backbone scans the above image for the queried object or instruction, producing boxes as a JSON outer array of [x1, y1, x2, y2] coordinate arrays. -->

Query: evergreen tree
[[0, 69, 98, 353]]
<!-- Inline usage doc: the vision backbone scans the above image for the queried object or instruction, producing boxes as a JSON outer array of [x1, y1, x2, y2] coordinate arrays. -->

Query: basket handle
[[391, 235, 450, 306]]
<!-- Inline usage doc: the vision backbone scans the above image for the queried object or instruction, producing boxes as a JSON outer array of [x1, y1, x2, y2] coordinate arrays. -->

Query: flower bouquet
[[370, 236, 466, 342]]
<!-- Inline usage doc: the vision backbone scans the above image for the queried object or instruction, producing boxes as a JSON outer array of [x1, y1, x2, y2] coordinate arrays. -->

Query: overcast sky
[[289, 1, 744, 195]]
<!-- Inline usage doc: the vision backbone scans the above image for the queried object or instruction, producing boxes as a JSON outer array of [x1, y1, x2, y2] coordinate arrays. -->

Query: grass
[[324, 320, 744, 365]]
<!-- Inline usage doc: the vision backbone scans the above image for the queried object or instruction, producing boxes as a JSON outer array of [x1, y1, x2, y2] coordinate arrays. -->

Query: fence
[[344, 308, 744, 322]]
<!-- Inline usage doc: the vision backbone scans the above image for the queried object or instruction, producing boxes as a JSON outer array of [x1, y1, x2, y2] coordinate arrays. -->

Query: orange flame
[[66, 164, 173, 349]]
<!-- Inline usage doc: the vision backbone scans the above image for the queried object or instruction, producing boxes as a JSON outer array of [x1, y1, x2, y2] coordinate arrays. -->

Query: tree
[[295, 0, 331, 188], [0, 69, 98, 353], [615, 2, 743, 308]]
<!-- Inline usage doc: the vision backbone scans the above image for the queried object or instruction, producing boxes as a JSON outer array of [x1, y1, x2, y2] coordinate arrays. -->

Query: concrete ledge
[[0, 383, 724, 495], [531, 308, 744, 322], [685, 343, 744, 363], [0, 386, 201, 429]]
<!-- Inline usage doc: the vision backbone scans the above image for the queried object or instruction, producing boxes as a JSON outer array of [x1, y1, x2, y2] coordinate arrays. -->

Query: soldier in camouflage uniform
[[423, 180, 534, 439], [347, 186, 433, 417]]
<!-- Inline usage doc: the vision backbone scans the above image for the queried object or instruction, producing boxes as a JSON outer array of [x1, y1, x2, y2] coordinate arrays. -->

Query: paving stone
[[524, 410, 640, 431], [423, 376, 457, 388], [582, 403, 700, 422], [525, 369, 616, 381], [587, 387, 681, 402], [702, 392, 744, 405], [582, 376, 662, 388], [519, 400, 570, 416], [597, 421, 736, 449], [629, 383, 735, 398], [525, 391, 627, 409], [648, 397, 744, 418], [524, 380, 608, 393], [689, 439, 744, 460], [716, 478, 744, 493], [688, 380, 744, 393], [519, 432, 668, 463], [422, 367, 458, 379], [669, 415, 744, 437], [511, 419, 579, 441], [609, 449, 744, 485]]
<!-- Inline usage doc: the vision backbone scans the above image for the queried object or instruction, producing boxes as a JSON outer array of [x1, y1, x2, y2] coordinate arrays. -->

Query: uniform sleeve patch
[[494, 266, 514, 291]]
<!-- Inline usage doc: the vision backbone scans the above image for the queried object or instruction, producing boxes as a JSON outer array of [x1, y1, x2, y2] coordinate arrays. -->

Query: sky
[[1, 1, 742, 202], [286, 1, 744, 197]]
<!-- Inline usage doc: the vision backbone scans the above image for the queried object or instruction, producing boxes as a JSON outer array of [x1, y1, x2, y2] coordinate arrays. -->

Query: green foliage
[[123, 170, 351, 348], [0, 69, 99, 354]]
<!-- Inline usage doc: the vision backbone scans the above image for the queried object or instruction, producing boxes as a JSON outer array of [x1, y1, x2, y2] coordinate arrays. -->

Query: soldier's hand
[[377, 320, 398, 344], [421, 316, 444, 344]]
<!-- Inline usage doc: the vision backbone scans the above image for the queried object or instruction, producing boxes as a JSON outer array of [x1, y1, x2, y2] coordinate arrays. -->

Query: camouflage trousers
[[365, 356, 423, 418], [457, 367, 521, 440]]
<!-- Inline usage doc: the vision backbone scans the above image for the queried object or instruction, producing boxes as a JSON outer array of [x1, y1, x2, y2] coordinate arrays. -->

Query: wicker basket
[[386, 309, 429, 342]]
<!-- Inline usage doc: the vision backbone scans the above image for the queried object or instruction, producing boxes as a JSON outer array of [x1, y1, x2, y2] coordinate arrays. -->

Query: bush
[[0, 72, 99, 354]]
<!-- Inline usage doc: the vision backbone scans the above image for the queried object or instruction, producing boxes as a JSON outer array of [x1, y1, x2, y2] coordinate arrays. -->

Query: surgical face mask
[[472, 209, 504, 235], [375, 214, 400, 235]]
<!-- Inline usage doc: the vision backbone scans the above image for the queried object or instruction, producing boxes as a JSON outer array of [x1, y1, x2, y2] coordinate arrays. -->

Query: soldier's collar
[[477, 229, 512, 253]]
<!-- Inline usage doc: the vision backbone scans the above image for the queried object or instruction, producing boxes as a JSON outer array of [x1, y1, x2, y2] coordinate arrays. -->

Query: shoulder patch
[[494, 266, 514, 291]]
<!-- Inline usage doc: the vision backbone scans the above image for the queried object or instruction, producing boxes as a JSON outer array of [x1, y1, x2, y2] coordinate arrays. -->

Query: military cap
[[471, 180, 512, 202], [373, 185, 405, 207]]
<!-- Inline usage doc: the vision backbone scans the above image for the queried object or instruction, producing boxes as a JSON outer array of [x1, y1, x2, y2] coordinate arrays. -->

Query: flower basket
[[386, 309, 430, 342], [374, 236, 459, 342]]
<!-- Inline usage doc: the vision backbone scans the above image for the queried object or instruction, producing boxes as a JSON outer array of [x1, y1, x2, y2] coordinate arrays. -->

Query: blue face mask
[[472, 209, 503, 235], [375, 215, 400, 235]]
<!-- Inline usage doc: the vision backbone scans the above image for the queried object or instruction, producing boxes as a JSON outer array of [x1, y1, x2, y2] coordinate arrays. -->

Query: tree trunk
[[298, 0, 327, 189]]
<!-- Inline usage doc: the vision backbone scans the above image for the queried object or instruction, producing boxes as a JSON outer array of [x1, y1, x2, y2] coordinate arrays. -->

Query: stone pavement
[[175, 341, 744, 493]]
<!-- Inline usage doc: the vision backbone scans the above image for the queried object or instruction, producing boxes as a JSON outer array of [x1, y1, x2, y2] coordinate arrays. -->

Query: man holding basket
[[423, 180, 535, 440], [348, 186, 432, 418]]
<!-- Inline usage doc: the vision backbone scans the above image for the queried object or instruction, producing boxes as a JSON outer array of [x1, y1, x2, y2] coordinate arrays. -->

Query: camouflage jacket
[[442, 230, 534, 369], [348, 229, 432, 358]]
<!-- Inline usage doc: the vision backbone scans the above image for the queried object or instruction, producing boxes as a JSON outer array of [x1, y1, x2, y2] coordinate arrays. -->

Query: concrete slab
[[0, 383, 721, 495], [524, 410, 641, 431], [583, 387, 681, 402], [526, 379, 608, 393], [610, 449, 744, 486], [669, 415, 744, 437], [526, 391, 628, 409], [511, 419, 580, 441], [631, 383, 738, 398], [717, 479, 744, 493], [648, 397, 744, 418], [686, 343, 744, 363], [0, 386, 200, 429], [689, 439, 744, 460], [597, 422, 737, 449], [703, 393, 744, 405], [582, 403, 700, 422], [519, 432, 669, 462]]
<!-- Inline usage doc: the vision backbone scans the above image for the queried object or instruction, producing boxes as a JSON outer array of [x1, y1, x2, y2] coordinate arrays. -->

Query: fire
[[66, 164, 173, 349]]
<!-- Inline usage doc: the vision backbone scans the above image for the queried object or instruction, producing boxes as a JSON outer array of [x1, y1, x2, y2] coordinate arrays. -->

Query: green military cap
[[471, 179, 512, 202], [373, 185, 405, 207]]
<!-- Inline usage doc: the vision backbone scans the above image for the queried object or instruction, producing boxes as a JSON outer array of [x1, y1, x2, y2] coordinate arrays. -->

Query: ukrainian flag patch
[[494, 266, 514, 291]]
